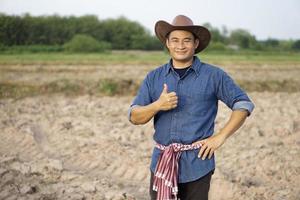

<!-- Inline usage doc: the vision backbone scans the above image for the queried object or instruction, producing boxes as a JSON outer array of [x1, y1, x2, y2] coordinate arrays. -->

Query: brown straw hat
[[155, 15, 211, 53]]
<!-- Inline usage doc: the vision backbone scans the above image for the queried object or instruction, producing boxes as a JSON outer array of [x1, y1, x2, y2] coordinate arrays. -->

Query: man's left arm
[[194, 109, 248, 160], [194, 69, 255, 160]]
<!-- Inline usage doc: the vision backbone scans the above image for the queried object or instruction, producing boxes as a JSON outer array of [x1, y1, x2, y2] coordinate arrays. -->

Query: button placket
[[170, 79, 180, 143], [174, 79, 182, 141]]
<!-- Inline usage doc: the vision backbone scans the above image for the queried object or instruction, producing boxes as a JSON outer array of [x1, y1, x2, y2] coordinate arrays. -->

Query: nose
[[177, 41, 185, 49]]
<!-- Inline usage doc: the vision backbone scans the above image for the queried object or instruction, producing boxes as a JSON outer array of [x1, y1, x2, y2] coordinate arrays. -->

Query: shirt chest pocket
[[183, 92, 214, 117]]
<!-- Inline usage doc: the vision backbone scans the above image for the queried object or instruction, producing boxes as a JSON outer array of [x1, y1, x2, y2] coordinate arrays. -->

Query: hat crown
[[171, 15, 194, 26], [155, 15, 211, 53]]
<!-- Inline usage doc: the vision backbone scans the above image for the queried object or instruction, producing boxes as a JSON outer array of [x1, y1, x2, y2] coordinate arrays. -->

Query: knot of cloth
[[153, 142, 202, 200]]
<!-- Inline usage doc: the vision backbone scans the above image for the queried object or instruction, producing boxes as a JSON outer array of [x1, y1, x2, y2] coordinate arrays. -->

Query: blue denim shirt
[[128, 56, 254, 183]]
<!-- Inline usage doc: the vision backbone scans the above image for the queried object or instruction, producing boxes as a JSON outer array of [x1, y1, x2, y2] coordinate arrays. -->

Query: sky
[[0, 0, 300, 40]]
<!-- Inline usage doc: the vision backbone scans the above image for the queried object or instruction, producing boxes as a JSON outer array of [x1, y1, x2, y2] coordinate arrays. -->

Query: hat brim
[[155, 20, 211, 53]]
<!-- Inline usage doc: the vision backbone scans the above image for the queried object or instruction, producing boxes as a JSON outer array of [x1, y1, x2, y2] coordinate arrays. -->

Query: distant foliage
[[0, 13, 161, 51], [203, 23, 227, 44], [206, 42, 226, 51], [64, 34, 111, 53], [0, 13, 299, 52], [291, 40, 300, 51], [229, 29, 257, 49]]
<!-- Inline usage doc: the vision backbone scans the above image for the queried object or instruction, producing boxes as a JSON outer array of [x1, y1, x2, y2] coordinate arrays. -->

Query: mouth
[[175, 51, 187, 55]]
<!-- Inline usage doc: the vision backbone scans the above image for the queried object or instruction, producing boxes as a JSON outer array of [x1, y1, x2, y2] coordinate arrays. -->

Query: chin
[[174, 55, 192, 61]]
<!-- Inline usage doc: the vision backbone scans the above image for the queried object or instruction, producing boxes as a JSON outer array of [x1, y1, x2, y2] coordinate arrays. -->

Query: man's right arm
[[129, 83, 178, 125], [129, 102, 161, 125]]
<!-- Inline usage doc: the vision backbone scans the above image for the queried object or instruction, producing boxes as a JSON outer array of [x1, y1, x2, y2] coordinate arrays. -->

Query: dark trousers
[[149, 170, 213, 200]]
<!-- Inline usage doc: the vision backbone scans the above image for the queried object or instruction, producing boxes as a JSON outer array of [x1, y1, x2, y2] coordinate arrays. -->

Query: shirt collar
[[164, 56, 202, 77]]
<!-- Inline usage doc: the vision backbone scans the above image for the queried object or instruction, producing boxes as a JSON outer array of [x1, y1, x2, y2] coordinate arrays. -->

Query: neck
[[172, 58, 194, 69]]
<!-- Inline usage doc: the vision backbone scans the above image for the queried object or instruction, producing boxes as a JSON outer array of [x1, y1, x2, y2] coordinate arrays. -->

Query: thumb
[[162, 83, 168, 93]]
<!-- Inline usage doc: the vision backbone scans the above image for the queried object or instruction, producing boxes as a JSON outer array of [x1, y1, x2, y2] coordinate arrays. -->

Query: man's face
[[166, 30, 199, 64]]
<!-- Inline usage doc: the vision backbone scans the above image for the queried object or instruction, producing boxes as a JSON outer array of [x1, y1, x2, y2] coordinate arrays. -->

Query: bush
[[63, 34, 111, 53], [44, 79, 83, 94], [97, 79, 118, 96], [292, 40, 300, 51], [206, 42, 226, 51], [131, 35, 163, 50]]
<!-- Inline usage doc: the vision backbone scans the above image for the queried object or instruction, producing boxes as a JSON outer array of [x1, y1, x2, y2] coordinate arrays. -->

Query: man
[[128, 15, 254, 200]]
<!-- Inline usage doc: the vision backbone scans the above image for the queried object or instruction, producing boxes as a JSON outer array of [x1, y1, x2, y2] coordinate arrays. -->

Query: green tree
[[202, 23, 227, 44], [278, 40, 294, 51], [264, 38, 279, 47], [229, 29, 257, 49], [64, 34, 111, 52], [292, 40, 300, 51], [0, 14, 27, 45], [102, 16, 148, 49]]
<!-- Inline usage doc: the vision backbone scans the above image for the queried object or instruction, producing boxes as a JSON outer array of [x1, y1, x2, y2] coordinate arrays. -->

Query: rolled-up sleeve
[[232, 100, 255, 115], [128, 74, 153, 122], [215, 70, 254, 116]]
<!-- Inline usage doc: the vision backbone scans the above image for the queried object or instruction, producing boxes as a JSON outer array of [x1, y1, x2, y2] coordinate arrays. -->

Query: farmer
[[128, 15, 254, 200]]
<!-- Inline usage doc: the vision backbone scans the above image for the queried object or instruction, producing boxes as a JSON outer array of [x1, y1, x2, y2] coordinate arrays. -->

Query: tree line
[[0, 13, 162, 52], [0, 13, 299, 52]]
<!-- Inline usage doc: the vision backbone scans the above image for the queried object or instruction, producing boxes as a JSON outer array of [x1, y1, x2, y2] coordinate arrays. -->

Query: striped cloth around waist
[[153, 142, 202, 200]]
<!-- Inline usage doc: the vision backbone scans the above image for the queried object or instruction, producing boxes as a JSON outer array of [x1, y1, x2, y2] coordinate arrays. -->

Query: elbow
[[128, 107, 145, 125], [131, 120, 142, 125], [129, 115, 139, 125]]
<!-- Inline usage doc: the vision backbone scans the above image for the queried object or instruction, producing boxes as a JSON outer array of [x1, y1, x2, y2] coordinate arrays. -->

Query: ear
[[194, 38, 200, 50], [166, 38, 170, 49]]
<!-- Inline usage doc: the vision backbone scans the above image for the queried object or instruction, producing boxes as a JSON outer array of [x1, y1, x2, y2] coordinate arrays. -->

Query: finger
[[193, 139, 204, 147], [198, 145, 207, 158], [208, 150, 214, 159], [169, 92, 177, 97], [195, 139, 206, 146], [202, 147, 211, 160], [170, 99, 177, 104], [162, 83, 168, 94], [170, 96, 178, 101], [169, 99, 178, 105], [169, 98, 178, 103]]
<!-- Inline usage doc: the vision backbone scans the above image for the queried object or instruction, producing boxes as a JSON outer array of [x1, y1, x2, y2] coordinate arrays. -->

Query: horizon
[[0, 0, 299, 40]]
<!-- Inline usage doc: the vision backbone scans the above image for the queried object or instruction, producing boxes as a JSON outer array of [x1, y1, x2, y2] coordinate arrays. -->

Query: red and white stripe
[[153, 142, 202, 200]]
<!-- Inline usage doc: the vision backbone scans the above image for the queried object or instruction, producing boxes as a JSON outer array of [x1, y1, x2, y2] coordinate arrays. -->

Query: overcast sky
[[1, 0, 299, 40]]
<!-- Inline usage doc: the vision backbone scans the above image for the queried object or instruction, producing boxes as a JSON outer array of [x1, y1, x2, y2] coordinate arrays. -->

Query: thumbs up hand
[[163, 83, 170, 93], [156, 83, 178, 111]]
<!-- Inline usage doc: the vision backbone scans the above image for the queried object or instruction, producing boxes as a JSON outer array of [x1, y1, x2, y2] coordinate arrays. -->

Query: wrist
[[217, 130, 230, 141], [152, 100, 161, 113]]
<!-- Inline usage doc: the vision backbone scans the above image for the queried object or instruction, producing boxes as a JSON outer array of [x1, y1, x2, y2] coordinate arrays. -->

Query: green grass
[[0, 51, 168, 65], [97, 79, 118, 96], [203, 51, 300, 64], [0, 79, 140, 99], [0, 50, 300, 99], [1, 78, 299, 99], [0, 50, 300, 65]]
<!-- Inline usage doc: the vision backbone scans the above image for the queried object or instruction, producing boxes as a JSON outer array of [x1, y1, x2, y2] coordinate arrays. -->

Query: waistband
[[153, 142, 202, 200], [155, 142, 202, 152]]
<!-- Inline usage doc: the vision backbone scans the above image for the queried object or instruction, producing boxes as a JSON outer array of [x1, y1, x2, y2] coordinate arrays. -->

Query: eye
[[184, 39, 192, 43]]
